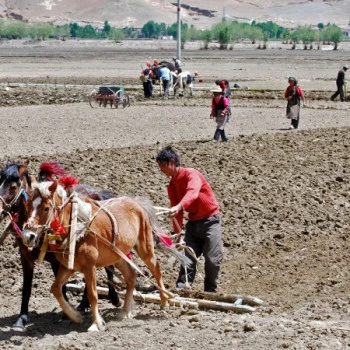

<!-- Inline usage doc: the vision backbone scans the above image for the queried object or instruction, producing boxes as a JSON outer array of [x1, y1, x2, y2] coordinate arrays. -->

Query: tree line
[[0, 18, 346, 49]]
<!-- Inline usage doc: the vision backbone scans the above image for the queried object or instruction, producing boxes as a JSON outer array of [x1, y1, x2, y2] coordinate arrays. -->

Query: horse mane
[[32, 181, 67, 200], [74, 184, 114, 201], [0, 162, 31, 187], [0, 162, 20, 183]]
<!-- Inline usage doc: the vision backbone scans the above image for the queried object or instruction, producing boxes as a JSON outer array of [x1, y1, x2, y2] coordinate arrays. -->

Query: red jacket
[[167, 167, 220, 232]]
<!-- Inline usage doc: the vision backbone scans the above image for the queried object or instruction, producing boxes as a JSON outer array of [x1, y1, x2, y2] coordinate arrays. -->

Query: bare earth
[[0, 40, 350, 350]]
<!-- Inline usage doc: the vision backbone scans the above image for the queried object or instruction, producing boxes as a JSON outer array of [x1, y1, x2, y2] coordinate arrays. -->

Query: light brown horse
[[21, 179, 173, 332]]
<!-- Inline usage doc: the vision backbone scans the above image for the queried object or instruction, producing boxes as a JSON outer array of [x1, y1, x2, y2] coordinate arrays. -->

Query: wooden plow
[[66, 282, 263, 313]]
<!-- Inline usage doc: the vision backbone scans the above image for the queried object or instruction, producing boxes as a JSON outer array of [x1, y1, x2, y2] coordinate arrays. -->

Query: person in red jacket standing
[[156, 146, 224, 292]]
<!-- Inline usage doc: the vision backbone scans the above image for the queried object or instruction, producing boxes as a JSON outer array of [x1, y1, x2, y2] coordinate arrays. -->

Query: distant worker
[[284, 76, 306, 130], [215, 79, 231, 98], [158, 64, 172, 97], [210, 85, 230, 143], [331, 64, 348, 102], [140, 67, 153, 98], [153, 59, 159, 68], [215, 79, 232, 117], [173, 57, 182, 73]]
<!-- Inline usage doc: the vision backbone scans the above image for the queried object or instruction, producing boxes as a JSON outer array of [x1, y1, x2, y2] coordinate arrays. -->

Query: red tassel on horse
[[50, 213, 66, 235], [39, 161, 67, 181], [157, 232, 173, 247], [59, 176, 79, 189]]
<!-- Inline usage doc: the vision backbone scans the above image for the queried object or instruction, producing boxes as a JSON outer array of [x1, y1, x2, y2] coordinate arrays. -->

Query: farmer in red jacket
[[156, 146, 224, 292]]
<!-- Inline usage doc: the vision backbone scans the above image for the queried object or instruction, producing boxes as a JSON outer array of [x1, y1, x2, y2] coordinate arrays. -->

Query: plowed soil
[[0, 40, 349, 350]]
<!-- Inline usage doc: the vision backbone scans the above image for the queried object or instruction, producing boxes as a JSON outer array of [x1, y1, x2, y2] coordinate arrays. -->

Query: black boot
[[220, 129, 228, 142], [213, 129, 220, 143]]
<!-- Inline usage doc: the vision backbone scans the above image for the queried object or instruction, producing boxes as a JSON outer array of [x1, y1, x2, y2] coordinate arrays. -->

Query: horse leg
[[105, 265, 120, 307], [115, 260, 136, 319], [82, 265, 105, 332], [135, 246, 171, 309], [12, 249, 35, 329], [50, 264, 82, 324], [47, 252, 69, 302], [76, 266, 120, 312]]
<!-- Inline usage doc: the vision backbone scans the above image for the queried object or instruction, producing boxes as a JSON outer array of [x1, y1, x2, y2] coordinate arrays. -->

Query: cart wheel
[[89, 91, 101, 108], [122, 94, 130, 108]]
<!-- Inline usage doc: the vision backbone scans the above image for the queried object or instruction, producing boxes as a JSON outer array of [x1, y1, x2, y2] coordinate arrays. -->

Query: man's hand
[[168, 204, 182, 217]]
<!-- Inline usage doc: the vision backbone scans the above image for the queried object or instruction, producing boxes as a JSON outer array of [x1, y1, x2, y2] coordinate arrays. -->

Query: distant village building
[[160, 36, 174, 40]]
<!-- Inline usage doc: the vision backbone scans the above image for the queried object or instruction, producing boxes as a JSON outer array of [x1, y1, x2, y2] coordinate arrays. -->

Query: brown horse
[[21, 179, 173, 331], [0, 162, 120, 329]]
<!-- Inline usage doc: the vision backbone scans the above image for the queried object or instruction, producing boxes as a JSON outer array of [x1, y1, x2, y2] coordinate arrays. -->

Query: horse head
[[22, 180, 68, 248], [151, 61, 175, 83], [0, 162, 32, 223]]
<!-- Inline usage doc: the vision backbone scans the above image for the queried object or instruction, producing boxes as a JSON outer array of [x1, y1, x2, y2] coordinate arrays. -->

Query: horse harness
[[24, 192, 121, 259], [0, 180, 29, 244]]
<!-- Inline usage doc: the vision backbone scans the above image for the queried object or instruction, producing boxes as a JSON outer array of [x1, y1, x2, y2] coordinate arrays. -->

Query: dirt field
[[0, 39, 349, 350]]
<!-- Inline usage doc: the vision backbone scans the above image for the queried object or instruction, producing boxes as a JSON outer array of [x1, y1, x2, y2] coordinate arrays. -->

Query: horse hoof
[[109, 291, 120, 307], [88, 324, 100, 332], [120, 310, 133, 319], [69, 311, 83, 324], [12, 315, 28, 331], [160, 300, 169, 310]]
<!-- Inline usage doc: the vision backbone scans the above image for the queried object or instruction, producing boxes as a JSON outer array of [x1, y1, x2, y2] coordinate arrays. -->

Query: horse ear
[[48, 179, 58, 194], [18, 164, 28, 177]]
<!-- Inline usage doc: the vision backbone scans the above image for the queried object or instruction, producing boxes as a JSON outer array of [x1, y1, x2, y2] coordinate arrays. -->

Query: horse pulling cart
[[89, 85, 130, 109]]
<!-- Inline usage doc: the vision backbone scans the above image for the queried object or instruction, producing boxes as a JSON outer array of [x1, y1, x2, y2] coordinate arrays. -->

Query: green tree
[[187, 25, 199, 41], [201, 29, 212, 49], [181, 26, 188, 49], [142, 20, 157, 38], [35, 23, 55, 40], [70, 23, 80, 38], [291, 29, 300, 48], [294, 25, 317, 49], [108, 27, 125, 40], [280, 28, 291, 43], [244, 26, 263, 44], [230, 21, 243, 42], [3, 20, 28, 39], [79, 24, 97, 38], [103, 21, 111, 37], [213, 22, 232, 49], [55, 24, 71, 39], [321, 24, 343, 50], [253, 21, 283, 39]]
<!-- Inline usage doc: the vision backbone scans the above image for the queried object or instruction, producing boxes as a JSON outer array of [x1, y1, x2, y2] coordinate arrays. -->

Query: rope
[[88, 230, 173, 298]]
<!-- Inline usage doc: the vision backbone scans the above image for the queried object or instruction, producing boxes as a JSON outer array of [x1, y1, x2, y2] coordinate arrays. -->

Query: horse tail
[[135, 196, 192, 268]]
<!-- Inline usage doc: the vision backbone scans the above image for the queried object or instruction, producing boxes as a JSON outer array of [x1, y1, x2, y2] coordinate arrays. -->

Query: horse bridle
[[22, 195, 60, 247], [0, 180, 27, 220]]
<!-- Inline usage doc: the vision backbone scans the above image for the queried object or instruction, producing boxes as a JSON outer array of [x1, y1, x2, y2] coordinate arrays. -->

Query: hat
[[210, 86, 223, 93], [288, 76, 298, 84], [344, 64, 349, 69]]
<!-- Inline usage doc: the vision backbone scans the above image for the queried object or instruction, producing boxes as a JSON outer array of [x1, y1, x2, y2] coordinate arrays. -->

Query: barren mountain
[[0, 0, 349, 29]]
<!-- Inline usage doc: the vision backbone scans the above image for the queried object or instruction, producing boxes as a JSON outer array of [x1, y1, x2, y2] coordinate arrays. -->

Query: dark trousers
[[162, 80, 170, 96], [177, 215, 223, 292], [331, 83, 345, 102], [291, 117, 299, 129], [214, 129, 228, 142], [143, 81, 153, 98]]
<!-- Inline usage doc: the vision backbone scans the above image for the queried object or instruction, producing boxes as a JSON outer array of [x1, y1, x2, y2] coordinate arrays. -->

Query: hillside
[[0, 0, 349, 29]]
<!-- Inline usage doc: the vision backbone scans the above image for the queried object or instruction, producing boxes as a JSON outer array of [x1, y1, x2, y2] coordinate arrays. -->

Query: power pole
[[177, 0, 181, 60]]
